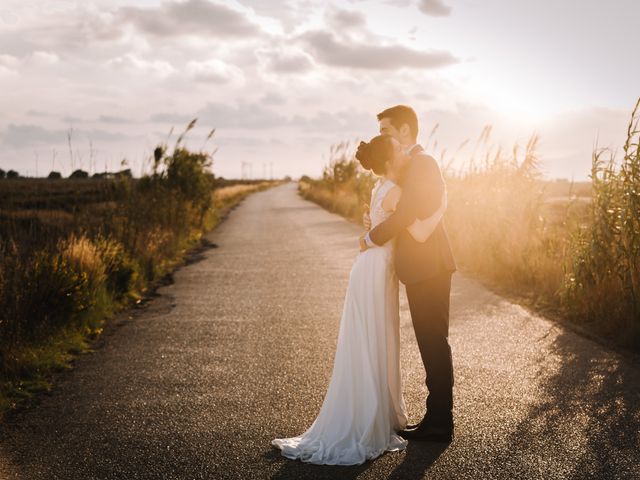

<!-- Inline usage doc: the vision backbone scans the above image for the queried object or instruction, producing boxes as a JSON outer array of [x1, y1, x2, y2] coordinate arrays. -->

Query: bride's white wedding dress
[[272, 178, 408, 465]]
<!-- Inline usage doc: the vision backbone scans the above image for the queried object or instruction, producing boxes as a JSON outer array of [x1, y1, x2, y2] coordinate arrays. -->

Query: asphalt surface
[[0, 182, 639, 480]]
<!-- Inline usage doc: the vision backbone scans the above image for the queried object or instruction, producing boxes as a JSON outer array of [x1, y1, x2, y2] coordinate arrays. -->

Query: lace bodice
[[369, 178, 396, 229]]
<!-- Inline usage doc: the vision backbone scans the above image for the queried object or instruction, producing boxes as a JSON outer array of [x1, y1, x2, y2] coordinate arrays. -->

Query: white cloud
[[105, 53, 175, 77], [2, 6, 125, 55], [0, 65, 18, 77], [150, 101, 288, 130], [259, 91, 287, 105], [325, 6, 367, 33], [197, 101, 289, 129], [186, 59, 244, 84], [299, 30, 458, 70], [418, 0, 452, 17], [238, 0, 316, 33], [0, 50, 59, 75], [150, 112, 195, 124], [0, 54, 20, 69], [119, 0, 262, 38], [257, 48, 314, 74], [29, 50, 59, 65], [0, 123, 129, 148], [98, 115, 131, 124], [0, 54, 19, 77], [0, 8, 19, 26]]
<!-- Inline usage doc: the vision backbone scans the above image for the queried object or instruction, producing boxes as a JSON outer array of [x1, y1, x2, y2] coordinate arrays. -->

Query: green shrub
[[0, 243, 89, 349]]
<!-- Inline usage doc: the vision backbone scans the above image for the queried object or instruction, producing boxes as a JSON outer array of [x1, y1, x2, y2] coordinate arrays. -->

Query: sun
[[462, 70, 558, 126]]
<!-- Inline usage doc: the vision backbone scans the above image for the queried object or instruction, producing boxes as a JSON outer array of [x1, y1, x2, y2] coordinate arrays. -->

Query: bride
[[272, 134, 447, 465]]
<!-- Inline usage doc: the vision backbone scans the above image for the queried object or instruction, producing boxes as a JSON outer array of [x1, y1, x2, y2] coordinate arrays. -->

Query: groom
[[359, 105, 457, 441]]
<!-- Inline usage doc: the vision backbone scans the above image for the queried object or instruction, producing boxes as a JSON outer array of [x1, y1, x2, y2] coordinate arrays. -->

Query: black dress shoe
[[404, 413, 432, 431], [404, 420, 424, 430], [404, 414, 451, 431], [398, 421, 454, 442]]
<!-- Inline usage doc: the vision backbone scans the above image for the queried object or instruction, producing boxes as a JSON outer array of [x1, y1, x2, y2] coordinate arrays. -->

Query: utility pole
[[241, 161, 252, 180]]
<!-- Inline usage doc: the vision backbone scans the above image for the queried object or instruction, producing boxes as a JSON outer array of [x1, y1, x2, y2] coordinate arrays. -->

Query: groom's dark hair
[[377, 105, 418, 142]]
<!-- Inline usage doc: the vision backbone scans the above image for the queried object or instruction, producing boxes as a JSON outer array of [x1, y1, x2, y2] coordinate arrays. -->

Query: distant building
[[92, 169, 133, 179]]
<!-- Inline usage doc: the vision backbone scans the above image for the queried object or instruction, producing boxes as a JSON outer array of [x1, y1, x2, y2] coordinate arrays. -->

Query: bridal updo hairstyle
[[355, 135, 394, 176]]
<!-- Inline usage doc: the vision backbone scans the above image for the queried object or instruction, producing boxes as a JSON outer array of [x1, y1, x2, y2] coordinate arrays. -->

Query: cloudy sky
[[0, 0, 638, 179]]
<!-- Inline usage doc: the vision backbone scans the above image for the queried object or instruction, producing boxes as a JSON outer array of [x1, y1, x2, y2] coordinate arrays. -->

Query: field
[[0, 176, 270, 249], [299, 99, 640, 351], [0, 138, 278, 416]]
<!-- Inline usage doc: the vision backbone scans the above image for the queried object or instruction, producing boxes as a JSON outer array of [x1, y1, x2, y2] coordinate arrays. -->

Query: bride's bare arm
[[381, 186, 402, 212]]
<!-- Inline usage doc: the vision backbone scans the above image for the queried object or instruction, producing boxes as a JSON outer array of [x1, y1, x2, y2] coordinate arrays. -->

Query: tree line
[[0, 168, 133, 179]]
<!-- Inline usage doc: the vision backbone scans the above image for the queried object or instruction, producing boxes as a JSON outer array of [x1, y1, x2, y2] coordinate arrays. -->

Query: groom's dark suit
[[368, 144, 456, 425]]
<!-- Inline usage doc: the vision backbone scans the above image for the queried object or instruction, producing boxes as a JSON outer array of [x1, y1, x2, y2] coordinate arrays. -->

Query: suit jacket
[[369, 144, 456, 285]]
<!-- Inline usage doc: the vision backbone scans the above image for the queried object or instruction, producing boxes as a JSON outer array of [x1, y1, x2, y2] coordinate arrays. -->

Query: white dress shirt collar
[[404, 143, 420, 155]]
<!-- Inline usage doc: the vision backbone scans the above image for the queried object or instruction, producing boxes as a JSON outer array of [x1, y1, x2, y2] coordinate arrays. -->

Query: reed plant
[[563, 98, 640, 346], [299, 141, 374, 222], [300, 98, 640, 349]]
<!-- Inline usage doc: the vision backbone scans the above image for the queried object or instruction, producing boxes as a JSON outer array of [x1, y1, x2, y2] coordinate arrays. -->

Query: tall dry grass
[[300, 98, 640, 349], [564, 98, 640, 342], [299, 141, 375, 222], [444, 131, 570, 305]]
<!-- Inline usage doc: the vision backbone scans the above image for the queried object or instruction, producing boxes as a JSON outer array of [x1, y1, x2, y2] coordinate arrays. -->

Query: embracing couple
[[272, 105, 457, 465]]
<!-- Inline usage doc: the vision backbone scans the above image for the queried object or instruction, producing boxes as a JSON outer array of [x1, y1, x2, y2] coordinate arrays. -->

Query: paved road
[[0, 183, 639, 480]]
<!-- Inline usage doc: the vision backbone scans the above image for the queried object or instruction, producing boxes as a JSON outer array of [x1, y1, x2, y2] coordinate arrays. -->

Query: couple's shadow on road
[[265, 440, 449, 480]]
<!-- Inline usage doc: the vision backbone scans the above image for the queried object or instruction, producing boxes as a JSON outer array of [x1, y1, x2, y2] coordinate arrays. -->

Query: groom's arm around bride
[[366, 141, 455, 285], [368, 147, 445, 247]]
